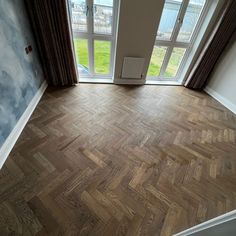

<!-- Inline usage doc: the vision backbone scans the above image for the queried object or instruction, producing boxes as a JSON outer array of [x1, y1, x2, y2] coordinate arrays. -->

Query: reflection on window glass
[[177, 0, 205, 42], [71, 0, 87, 32], [148, 46, 167, 76], [94, 40, 111, 74], [94, 0, 113, 34], [164, 47, 186, 77], [74, 38, 89, 75], [157, 0, 183, 40]]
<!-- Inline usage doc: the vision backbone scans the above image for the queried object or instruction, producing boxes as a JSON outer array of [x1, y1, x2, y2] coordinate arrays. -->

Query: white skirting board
[[0, 80, 48, 169], [204, 86, 236, 115], [173, 209, 236, 236]]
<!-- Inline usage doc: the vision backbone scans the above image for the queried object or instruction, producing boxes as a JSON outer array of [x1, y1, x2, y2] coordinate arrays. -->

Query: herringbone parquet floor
[[1, 84, 236, 236]]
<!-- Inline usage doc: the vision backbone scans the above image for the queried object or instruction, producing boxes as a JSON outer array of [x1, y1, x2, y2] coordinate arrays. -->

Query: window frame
[[72, 0, 119, 79], [147, 0, 211, 82]]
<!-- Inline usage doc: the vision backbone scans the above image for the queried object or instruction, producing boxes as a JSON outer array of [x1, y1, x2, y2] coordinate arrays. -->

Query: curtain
[[184, 0, 236, 90], [25, 0, 78, 86]]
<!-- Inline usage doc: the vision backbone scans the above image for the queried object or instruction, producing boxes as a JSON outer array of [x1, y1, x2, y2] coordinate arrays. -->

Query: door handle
[[178, 18, 183, 26], [86, 5, 89, 16]]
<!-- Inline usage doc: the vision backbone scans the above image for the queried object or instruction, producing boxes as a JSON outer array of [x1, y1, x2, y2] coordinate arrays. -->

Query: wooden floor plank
[[0, 84, 236, 235]]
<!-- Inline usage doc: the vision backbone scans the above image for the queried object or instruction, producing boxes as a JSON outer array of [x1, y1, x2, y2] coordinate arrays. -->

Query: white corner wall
[[205, 32, 236, 114]]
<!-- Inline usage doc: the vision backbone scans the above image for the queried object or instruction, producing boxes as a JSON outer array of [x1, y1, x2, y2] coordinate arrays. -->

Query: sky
[[72, 0, 113, 6], [72, 0, 204, 7]]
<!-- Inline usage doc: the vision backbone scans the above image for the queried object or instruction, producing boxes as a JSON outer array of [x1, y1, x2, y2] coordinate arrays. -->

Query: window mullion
[[110, 0, 118, 77], [159, 0, 189, 77], [159, 46, 173, 77], [171, 0, 190, 43], [87, 0, 94, 75]]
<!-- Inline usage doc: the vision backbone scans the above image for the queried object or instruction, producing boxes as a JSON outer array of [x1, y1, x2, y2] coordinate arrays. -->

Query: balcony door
[[70, 0, 118, 80], [147, 0, 208, 82]]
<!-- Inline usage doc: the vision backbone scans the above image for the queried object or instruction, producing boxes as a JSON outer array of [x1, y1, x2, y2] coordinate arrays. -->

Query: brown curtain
[[184, 0, 236, 90], [25, 0, 78, 86]]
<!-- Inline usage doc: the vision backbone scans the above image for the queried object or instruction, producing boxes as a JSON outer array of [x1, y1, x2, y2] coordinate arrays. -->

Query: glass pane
[[157, 0, 183, 40], [148, 46, 167, 76], [71, 0, 87, 32], [94, 0, 113, 34], [74, 38, 89, 75], [164, 47, 186, 77], [177, 0, 205, 42], [94, 40, 111, 74]]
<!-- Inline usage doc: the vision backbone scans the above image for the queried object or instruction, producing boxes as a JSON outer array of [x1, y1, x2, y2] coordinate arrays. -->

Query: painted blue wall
[[0, 0, 44, 148]]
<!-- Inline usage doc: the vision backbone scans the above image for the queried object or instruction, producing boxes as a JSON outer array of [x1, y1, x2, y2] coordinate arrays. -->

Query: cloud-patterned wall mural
[[0, 0, 44, 148]]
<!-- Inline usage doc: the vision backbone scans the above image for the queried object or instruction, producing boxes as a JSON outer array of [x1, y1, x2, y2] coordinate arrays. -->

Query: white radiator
[[121, 57, 145, 79]]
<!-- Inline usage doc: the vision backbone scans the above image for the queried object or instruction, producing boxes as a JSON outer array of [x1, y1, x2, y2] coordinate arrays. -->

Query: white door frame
[[147, 0, 211, 82], [74, 0, 119, 80]]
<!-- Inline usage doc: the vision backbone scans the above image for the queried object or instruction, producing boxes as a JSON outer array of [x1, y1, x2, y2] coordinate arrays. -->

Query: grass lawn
[[74, 38, 185, 77], [74, 38, 110, 74], [164, 48, 185, 77], [147, 46, 167, 76], [94, 40, 110, 74], [148, 47, 185, 77], [74, 38, 89, 68]]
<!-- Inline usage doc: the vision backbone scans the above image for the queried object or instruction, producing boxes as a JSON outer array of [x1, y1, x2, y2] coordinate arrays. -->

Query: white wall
[[205, 32, 236, 114], [181, 0, 224, 84], [0, 0, 46, 168], [114, 0, 164, 84]]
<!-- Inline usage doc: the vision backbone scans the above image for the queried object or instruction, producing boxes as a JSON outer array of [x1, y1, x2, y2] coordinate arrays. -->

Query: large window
[[148, 0, 207, 81], [70, 0, 118, 79]]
